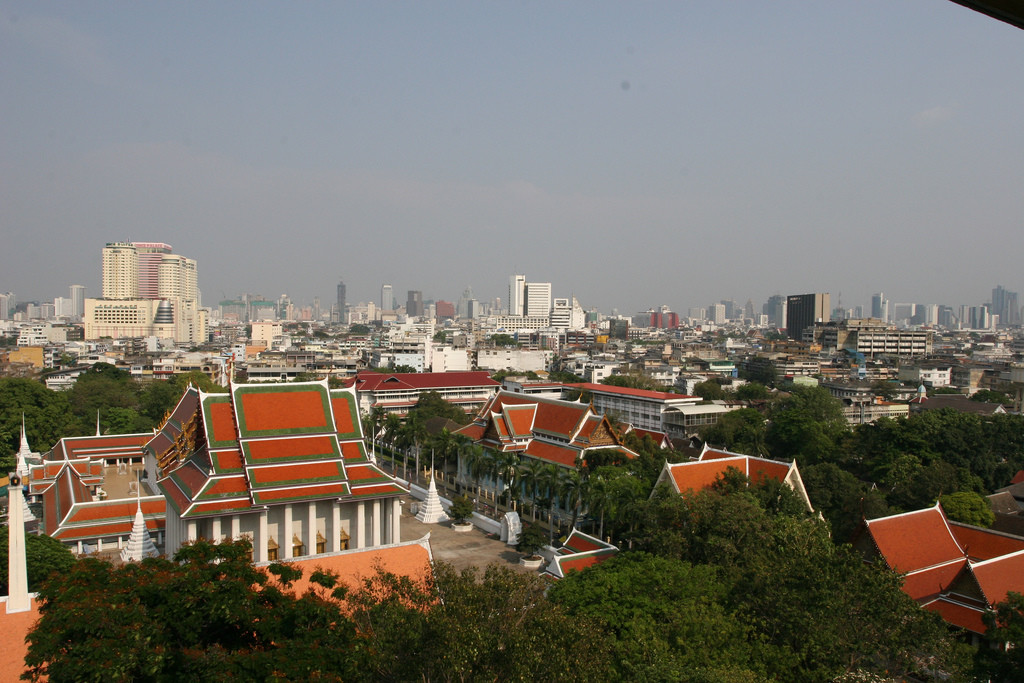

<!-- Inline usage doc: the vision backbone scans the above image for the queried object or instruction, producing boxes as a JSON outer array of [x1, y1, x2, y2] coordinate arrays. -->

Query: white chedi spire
[[16, 415, 36, 523], [121, 499, 159, 562], [415, 474, 449, 524], [6, 474, 31, 613]]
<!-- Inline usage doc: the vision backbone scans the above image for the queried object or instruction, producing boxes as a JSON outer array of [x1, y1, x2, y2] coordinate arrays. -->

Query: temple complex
[[154, 379, 406, 561]]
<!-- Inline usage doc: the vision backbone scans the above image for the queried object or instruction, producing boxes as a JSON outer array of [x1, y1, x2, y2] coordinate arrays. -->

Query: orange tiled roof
[[950, 522, 1024, 561], [971, 550, 1024, 607], [864, 506, 965, 573]]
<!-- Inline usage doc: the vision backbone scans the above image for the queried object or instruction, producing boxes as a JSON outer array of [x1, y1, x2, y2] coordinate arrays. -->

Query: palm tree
[[537, 464, 563, 546], [493, 451, 520, 509], [560, 468, 585, 532], [519, 459, 545, 521], [460, 442, 487, 498], [585, 475, 611, 540]]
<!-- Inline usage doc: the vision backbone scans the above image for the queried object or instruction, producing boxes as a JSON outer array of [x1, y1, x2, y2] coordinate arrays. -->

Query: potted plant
[[516, 525, 547, 568], [448, 495, 475, 532]]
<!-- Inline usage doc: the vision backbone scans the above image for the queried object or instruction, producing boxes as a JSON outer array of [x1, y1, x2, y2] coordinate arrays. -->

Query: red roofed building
[[565, 382, 737, 439], [155, 380, 406, 562], [455, 391, 637, 509], [344, 370, 500, 418], [26, 431, 166, 555], [852, 503, 1024, 639], [545, 529, 618, 579], [653, 444, 813, 512]]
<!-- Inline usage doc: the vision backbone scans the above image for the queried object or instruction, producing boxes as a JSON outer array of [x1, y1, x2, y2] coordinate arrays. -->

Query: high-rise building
[[88, 242, 205, 344], [337, 280, 346, 322], [870, 293, 889, 322], [0, 292, 15, 320], [524, 282, 551, 319], [133, 242, 173, 298], [786, 293, 830, 340], [992, 285, 1020, 326], [102, 242, 140, 299], [763, 295, 787, 330], [406, 290, 424, 318], [509, 274, 526, 316], [70, 285, 85, 320], [381, 283, 393, 311]]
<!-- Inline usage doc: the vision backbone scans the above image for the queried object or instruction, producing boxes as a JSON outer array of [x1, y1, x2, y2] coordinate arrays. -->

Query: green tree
[[978, 592, 1024, 682], [699, 408, 767, 456], [349, 323, 371, 335], [735, 382, 770, 401], [601, 372, 667, 391], [694, 379, 728, 401], [448, 494, 474, 523], [0, 526, 76, 595], [0, 378, 78, 472], [940, 491, 995, 527], [488, 333, 518, 347], [765, 385, 847, 465], [802, 462, 889, 541], [24, 539, 362, 682], [548, 553, 762, 681]]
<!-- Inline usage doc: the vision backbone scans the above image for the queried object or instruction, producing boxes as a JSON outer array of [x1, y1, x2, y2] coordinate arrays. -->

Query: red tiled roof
[[208, 401, 238, 444], [351, 371, 499, 392], [239, 388, 330, 433], [0, 598, 40, 683], [523, 442, 579, 468], [211, 449, 244, 473], [924, 597, 987, 635], [865, 506, 965, 573], [568, 382, 698, 402], [950, 523, 1024, 561], [243, 435, 339, 463], [971, 550, 1024, 607], [252, 483, 349, 504], [330, 396, 358, 436], [248, 461, 346, 488], [504, 405, 536, 437], [902, 559, 969, 601], [668, 459, 741, 493]]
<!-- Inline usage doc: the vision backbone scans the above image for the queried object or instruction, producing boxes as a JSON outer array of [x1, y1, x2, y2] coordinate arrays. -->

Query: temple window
[[267, 537, 279, 561]]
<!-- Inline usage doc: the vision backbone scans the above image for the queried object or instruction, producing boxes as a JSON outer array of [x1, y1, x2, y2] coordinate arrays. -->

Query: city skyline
[[3, 3, 1024, 312]]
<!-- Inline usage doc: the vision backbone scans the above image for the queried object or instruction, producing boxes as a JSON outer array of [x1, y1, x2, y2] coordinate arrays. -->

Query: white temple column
[[391, 498, 401, 544], [284, 504, 293, 557], [371, 500, 382, 546], [231, 515, 240, 541], [187, 521, 197, 543], [257, 510, 269, 563], [212, 516, 222, 541], [6, 477, 31, 613], [306, 503, 316, 555], [355, 502, 366, 549], [331, 502, 341, 552]]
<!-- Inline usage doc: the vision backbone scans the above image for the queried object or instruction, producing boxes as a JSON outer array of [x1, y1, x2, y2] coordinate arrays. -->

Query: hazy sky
[[2, 2, 1023, 315]]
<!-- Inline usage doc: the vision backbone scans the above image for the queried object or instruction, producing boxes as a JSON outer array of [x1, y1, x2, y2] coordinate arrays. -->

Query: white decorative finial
[[96, 410, 101, 436]]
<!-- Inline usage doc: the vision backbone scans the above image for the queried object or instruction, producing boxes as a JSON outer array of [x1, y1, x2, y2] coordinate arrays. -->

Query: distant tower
[[406, 290, 424, 317], [509, 274, 526, 316], [381, 283, 393, 311], [70, 284, 86, 320], [337, 280, 346, 323], [786, 293, 830, 340]]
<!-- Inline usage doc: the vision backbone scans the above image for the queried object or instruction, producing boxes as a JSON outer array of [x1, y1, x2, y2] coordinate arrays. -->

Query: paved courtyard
[[397, 495, 537, 574]]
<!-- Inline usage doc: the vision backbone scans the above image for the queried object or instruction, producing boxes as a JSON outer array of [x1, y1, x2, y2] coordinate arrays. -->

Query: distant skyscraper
[[524, 282, 551, 319], [992, 285, 1020, 326], [0, 292, 13, 320], [337, 280, 346, 321], [133, 242, 173, 298], [70, 284, 85, 320], [509, 274, 526, 316], [406, 290, 423, 317], [871, 293, 889, 322], [763, 295, 787, 330], [381, 283, 393, 311], [786, 293, 830, 340]]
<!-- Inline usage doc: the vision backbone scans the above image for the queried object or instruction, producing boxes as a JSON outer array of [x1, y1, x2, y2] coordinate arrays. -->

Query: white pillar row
[[331, 502, 342, 552], [355, 502, 366, 549], [371, 500, 382, 547], [187, 521, 198, 544], [391, 498, 401, 544], [284, 504, 293, 557], [306, 503, 317, 556], [212, 516, 222, 542], [231, 515, 240, 541], [258, 509, 269, 563]]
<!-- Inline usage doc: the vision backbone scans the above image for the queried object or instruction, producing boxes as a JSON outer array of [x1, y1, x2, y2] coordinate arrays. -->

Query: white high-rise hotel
[[85, 242, 206, 344]]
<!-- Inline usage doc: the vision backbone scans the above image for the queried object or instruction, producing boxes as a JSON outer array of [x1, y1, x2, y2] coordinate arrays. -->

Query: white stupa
[[15, 416, 37, 523], [415, 474, 449, 524], [120, 488, 159, 562]]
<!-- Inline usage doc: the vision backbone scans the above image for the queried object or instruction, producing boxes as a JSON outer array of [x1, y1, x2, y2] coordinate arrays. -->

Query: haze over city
[[3, 2, 1023, 313]]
